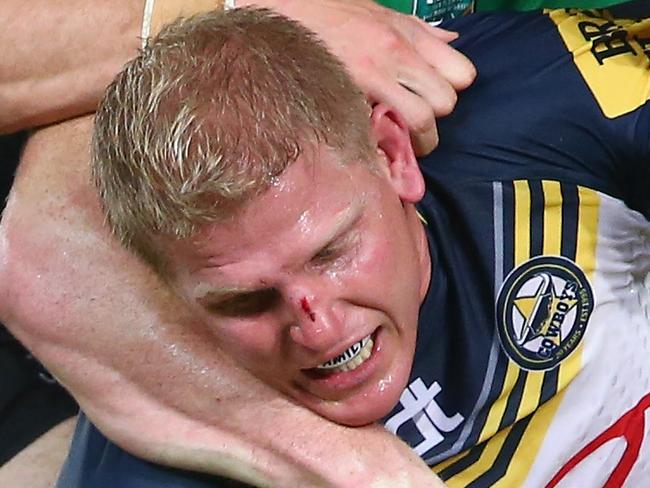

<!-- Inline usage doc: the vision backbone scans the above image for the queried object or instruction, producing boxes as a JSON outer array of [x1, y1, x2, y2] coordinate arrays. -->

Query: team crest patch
[[496, 256, 594, 371]]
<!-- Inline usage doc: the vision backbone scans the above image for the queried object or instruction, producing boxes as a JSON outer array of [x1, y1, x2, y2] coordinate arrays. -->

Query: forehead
[[169, 147, 382, 275]]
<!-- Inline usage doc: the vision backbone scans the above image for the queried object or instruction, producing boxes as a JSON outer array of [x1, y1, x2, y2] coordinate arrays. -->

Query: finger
[[417, 38, 476, 91], [396, 57, 458, 117], [410, 122, 438, 157], [404, 18, 476, 90], [427, 27, 459, 43], [365, 79, 439, 155]]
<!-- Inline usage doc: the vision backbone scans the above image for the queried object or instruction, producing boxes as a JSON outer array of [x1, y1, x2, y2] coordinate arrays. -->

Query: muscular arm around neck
[[0, 116, 444, 486]]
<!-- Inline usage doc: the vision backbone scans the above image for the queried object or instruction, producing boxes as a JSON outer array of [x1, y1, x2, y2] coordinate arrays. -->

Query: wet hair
[[92, 7, 373, 272]]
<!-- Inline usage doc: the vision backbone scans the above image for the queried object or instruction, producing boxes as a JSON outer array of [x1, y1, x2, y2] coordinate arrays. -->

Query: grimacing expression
[[165, 141, 431, 426]]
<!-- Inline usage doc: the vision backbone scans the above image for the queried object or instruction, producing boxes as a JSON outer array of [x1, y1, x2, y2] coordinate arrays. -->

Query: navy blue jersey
[[59, 8, 650, 487], [383, 8, 650, 486], [57, 413, 244, 487]]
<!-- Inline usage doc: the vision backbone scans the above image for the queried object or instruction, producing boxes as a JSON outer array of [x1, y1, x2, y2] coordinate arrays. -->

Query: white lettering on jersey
[[385, 377, 464, 455]]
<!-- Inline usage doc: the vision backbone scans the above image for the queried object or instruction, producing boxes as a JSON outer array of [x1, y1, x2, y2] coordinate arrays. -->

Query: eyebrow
[[195, 195, 365, 304], [315, 198, 364, 255]]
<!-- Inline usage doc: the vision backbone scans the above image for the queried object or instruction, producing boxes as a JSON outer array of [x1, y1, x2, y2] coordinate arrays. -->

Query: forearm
[[0, 0, 143, 133], [0, 0, 272, 134], [0, 0, 269, 133], [1, 0, 473, 156], [0, 117, 443, 486]]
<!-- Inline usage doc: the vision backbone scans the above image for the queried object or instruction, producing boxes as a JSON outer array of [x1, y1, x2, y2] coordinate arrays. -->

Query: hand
[[245, 0, 476, 155]]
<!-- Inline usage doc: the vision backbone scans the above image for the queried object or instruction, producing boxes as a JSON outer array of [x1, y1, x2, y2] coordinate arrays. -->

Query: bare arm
[[0, 0, 474, 153], [0, 116, 443, 486], [0, 0, 142, 133]]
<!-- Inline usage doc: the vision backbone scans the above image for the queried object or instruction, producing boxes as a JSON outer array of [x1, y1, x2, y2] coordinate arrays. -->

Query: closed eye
[[311, 229, 360, 268], [207, 288, 280, 317], [312, 244, 345, 264]]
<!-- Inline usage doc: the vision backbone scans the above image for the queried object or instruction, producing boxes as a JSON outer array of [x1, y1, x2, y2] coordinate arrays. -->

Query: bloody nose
[[300, 296, 316, 322]]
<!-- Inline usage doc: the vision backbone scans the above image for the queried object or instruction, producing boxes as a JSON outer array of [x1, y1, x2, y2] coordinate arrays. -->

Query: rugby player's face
[[168, 121, 431, 426]]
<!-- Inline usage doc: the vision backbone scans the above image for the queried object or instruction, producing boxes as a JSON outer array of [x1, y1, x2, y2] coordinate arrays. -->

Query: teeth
[[316, 335, 374, 373]]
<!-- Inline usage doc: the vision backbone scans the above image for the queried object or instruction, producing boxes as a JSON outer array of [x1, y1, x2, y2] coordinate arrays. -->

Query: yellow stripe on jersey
[[494, 184, 601, 486], [514, 181, 563, 420], [445, 425, 515, 487], [478, 180, 531, 443], [514, 180, 531, 266], [509, 180, 539, 427], [434, 182, 601, 486], [549, 9, 650, 119], [492, 393, 563, 487], [517, 371, 544, 420], [574, 186, 600, 280], [439, 181, 531, 485], [557, 186, 600, 391], [476, 363, 521, 445]]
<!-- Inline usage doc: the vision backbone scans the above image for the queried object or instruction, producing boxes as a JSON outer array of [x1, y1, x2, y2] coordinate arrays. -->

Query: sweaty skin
[[0, 116, 444, 487], [163, 107, 432, 428], [0, 2, 471, 484]]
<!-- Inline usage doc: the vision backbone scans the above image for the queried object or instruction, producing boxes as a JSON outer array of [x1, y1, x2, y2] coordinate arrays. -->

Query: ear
[[370, 104, 425, 204]]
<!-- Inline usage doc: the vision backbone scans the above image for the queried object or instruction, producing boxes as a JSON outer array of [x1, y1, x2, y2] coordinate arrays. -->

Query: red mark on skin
[[300, 297, 316, 322]]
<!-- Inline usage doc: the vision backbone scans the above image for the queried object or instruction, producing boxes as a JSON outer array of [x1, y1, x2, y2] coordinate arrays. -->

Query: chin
[[321, 402, 395, 427], [300, 370, 412, 427]]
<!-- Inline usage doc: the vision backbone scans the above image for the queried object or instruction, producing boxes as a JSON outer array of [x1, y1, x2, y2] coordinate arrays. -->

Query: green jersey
[[377, 0, 631, 22], [378, 0, 473, 21]]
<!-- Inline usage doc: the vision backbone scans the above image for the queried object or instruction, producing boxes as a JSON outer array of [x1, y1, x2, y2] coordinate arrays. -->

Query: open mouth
[[314, 334, 374, 374]]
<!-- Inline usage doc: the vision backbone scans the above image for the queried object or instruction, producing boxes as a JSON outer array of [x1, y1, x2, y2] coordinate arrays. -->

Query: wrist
[[235, 0, 287, 10], [141, 0, 226, 46]]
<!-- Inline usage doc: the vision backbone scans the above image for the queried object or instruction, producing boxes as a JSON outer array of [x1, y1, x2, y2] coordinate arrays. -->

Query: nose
[[285, 282, 345, 352]]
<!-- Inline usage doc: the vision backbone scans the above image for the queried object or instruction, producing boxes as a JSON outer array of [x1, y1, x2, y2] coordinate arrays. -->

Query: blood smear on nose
[[300, 297, 316, 322]]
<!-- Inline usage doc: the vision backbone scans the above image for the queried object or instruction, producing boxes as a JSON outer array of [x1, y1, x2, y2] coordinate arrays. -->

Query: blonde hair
[[92, 7, 373, 271]]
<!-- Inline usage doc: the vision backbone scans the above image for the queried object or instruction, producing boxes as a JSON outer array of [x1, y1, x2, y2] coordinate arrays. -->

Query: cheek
[[353, 218, 422, 315], [206, 318, 282, 365], [357, 219, 413, 283], [363, 236, 395, 276]]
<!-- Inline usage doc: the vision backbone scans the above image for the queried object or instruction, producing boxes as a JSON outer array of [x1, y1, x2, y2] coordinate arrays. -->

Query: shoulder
[[424, 9, 650, 216]]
